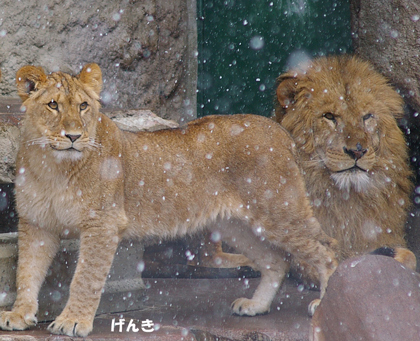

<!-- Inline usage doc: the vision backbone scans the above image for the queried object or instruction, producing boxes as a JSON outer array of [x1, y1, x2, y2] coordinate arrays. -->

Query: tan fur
[[275, 55, 416, 284], [393, 247, 417, 271], [0, 64, 338, 337], [187, 231, 257, 269]]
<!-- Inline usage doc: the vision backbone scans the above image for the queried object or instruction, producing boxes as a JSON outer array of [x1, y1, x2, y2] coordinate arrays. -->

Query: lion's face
[[16, 64, 102, 162], [306, 80, 384, 193], [276, 56, 407, 193]]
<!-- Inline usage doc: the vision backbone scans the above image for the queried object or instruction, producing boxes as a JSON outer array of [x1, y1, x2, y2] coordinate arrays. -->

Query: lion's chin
[[52, 149, 83, 162], [330, 170, 371, 193]]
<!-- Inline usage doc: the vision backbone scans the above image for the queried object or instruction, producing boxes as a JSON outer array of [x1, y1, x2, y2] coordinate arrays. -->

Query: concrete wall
[[350, 0, 420, 114], [0, 0, 197, 123]]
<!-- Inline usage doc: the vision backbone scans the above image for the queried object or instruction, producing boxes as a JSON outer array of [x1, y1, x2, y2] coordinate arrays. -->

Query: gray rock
[[0, 0, 197, 123], [311, 255, 420, 340], [350, 0, 420, 274], [0, 123, 20, 184], [350, 0, 420, 113], [107, 109, 179, 132]]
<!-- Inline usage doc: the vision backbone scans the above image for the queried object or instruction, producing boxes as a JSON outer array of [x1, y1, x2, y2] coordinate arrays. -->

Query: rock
[[349, 0, 420, 276], [0, 118, 20, 183], [406, 211, 420, 273], [0, 0, 197, 123], [350, 0, 420, 113], [106, 109, 178, 132], [311, 255, 420, 341]]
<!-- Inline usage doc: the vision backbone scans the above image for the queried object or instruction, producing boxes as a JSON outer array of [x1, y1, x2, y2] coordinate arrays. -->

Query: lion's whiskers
[[87, 138, 100, 150], [301, 158, 323, 168], [25, 136, 51, 146]]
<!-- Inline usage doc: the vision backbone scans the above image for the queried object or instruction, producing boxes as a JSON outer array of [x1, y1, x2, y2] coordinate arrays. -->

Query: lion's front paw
[[308, 298, 321, 317], [231, 297, 270, 316], [0, 311, 37, 331], [48, 316, 93, 337]]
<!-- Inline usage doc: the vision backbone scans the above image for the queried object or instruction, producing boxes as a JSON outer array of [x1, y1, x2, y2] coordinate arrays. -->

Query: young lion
[[0, 64, 337, 337], [275, 55, 416, 284]]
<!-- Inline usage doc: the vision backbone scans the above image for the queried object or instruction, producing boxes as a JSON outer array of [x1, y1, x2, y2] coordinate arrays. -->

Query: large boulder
[[311, 255, 420, 341]]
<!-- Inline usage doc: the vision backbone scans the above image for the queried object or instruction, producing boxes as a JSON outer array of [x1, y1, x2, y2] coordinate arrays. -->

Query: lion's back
[[121, 113, 305, 239]]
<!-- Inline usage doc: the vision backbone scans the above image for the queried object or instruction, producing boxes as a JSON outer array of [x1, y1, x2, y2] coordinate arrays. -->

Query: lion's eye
[[48, 100, 58, 110], [80, 102, 88, 111], [323, 112, 336, 121], [363, 113, 374, 121]]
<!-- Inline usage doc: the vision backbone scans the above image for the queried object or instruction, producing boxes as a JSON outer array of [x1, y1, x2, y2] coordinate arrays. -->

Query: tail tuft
[[371, 247, 417, 271], [370, 246, 396, 258]]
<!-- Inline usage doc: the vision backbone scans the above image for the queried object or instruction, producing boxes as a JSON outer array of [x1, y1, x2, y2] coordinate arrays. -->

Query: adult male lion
[[0, 64, 337, 336], [275, 55, 416, 284]]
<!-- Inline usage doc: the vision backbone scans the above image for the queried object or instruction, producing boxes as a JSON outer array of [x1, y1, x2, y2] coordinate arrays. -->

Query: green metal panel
[[197, 0, 352, 117]]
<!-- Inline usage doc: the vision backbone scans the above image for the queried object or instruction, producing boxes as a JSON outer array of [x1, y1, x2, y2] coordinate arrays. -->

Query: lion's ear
[[78, 63, 102, 96], [274, 75, 299, 122], [16, 66, 47, 102], [276, 76, 298, 109]]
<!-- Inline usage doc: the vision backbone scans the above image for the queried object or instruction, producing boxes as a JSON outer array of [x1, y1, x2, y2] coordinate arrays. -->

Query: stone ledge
[[0, 277, 315, 340], [0, 231, 297, 339]]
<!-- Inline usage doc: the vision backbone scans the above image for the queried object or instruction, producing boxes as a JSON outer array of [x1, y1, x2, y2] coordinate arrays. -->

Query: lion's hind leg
[[230, 264, 288, 316], [187, 231, 256, 269], [255, 216, 338, 317], [209, 219, 290, 316], [278, 218, 338, 316]]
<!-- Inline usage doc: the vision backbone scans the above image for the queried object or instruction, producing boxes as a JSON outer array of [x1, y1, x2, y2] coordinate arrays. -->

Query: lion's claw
[[48, 317, 92, 337], [308, 298, 321, 316], [0, 311, 37, 331], [231, 297, 270, 316]]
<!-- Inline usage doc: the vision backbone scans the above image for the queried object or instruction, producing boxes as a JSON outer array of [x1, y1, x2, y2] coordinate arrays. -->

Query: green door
[[197, 0, 352, 117]]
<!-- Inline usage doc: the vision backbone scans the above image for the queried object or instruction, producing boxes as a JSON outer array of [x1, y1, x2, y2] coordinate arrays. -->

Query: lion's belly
[[121, 162, 250, 240], [123, 189, 239, 240]]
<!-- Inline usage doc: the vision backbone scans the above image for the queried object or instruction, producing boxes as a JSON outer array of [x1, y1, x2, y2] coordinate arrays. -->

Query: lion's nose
[[66, 134, 82, 143], [343, 142, 367, 161]]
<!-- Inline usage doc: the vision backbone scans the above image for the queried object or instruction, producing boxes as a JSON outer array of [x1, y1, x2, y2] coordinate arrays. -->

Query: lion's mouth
[[51, 145, 82, 152], [50, 145, 84, 162], [334, 165, 368, 174]]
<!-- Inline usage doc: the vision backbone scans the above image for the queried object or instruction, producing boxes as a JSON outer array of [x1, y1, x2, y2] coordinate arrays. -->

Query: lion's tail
[[370, 247, 417, 271]]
